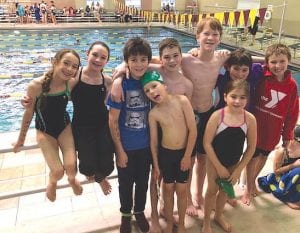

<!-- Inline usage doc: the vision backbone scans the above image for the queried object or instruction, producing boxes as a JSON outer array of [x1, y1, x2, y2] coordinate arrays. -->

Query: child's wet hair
[[87, 41, 110, 61], [123, 37, 152, 62], [226, 48, 252, 69], [265, 43, 291, 63], [196, 17, 223, 36], [158, 38, 182, 57], [224, 79, 250, 97]]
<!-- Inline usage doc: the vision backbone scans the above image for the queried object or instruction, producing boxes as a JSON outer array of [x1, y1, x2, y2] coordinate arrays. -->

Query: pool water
[[0, 27, 299, 133], [0, 27, 198, 133]]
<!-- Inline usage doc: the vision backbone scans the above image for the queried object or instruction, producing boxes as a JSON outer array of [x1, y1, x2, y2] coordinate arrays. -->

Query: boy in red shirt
[[242, 43, 299, 205]]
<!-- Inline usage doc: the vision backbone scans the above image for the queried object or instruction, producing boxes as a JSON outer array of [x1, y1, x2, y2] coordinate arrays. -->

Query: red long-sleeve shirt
[[254, 68, 299, 151]]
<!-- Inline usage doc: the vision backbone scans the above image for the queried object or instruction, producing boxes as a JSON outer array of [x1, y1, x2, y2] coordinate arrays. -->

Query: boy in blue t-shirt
[[107, 37, 152, 233]]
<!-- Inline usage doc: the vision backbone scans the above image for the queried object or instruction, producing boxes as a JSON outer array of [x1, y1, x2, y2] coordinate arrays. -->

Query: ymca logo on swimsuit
[[262, 89, 287, 108]]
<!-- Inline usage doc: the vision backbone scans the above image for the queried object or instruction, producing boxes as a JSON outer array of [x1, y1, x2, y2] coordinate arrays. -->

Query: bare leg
[[86, 175, 95, 182], [186, 156, 198, 216], [176, 183, 188, 233], [252, 155, 268, 195], [214, 191, 232, 232], [46, 181, 57, 202], [226, 198, 238, 207], [163, 183, 175, 233], [150, 173, 162, 233], [195, 154, 206, 211], [37, 131, 64, 202], [59, 125, 83, 196], [241, 157, 257, 205], [99, 178, 112, 195], [202, 160, 218, 233]]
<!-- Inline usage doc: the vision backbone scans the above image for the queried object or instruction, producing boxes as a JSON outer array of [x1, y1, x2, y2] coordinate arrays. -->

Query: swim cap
[[141, 71, 164, 87]]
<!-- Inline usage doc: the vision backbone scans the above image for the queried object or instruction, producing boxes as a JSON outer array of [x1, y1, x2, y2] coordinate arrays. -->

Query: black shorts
[[252, 148, 271, 158], [194, 107, 214, 154], [248, 25, 258, 36], [72, 124, 115, 182], [159, 147, 189, 184]]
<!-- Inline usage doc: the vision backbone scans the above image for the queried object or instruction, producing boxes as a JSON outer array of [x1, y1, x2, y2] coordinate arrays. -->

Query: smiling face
[[228, 65, 250, 81], [160, 46, 182, 72], [86, 44, 109, 72], [127, 54, 149, 79], [267, 54, 289, 81], [224, 87, 248, 110], [197, 23, 221, 51], [54, 52, 80, 80]]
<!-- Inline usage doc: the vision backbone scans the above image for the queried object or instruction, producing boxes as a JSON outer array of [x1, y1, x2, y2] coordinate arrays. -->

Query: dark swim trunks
[[194, 107, 214, 154], [159, 147, 189, 184]]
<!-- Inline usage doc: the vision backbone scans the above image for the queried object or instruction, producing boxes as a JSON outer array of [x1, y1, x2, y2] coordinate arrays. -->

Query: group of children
[[13, 17, 299, 233]]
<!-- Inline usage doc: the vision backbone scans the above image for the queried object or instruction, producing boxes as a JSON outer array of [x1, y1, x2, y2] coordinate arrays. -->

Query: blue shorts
[[159, 147, 189, 184]]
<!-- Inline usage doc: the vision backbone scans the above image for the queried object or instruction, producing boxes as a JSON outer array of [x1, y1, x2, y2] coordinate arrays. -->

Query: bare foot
[[251, 186, 260, 197], [165, 223, 173, 233], [46, 183, 57, 202], [159, 209, 178, 226], [150, 217, 162, 233], [227, 198, 238, 207], [214, 215, 232, 232], [69, 179, 83, 196], [186, 203, 198, 216], [241, 192, 252, 206], [177, 224, 186, 233], [285, 202, 300, 210], [202, 221, 212, 233], [85, 175, 95, 182], [158, 208, 167, 220], [195, 196, 204, 211], [99, 178, 112, 195]]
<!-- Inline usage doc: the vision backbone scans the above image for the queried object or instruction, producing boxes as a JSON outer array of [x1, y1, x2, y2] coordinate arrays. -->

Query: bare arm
[[150, 55, 161, 64], [13, 82, 39, 153], [110, 77, 125, 102], [203, 110, 230, 178], [180, 96, 197, 171], [229, 112, 257, 183], [104, 74, 113, 93], [149, 110, 160, 180], [184, 78, 193, 101], [273, 148, 300, 175], [108, 108, 127, 167], [68, 68, 80, 91]]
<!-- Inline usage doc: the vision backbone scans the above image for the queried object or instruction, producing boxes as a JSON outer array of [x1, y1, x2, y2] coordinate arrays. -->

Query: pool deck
[[0, 22, 300, 233]]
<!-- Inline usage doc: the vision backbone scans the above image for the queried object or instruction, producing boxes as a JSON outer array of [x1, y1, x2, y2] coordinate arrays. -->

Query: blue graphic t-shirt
[[107, 77, 150, 151]]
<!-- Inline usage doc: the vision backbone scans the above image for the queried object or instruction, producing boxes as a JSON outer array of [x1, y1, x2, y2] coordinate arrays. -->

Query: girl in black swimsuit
[[13, 49, 83, 202]]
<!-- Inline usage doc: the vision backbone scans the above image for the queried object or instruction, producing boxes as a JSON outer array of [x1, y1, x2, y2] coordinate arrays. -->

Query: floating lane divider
[[0, 92, 23, 99], [0, 73, 34, 79]]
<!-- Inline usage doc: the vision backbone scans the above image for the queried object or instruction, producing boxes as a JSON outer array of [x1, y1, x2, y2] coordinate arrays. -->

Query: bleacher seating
[[0, 12, 145, 24]]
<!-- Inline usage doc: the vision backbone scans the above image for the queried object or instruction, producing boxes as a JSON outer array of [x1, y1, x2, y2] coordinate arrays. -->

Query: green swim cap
[[141, 71, 164, 87]]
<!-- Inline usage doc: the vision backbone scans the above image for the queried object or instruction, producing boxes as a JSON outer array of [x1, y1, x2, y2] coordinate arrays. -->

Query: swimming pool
[[0, 27, 199, 133], [0, 27, 299, 133]]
